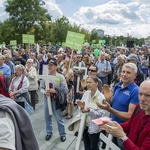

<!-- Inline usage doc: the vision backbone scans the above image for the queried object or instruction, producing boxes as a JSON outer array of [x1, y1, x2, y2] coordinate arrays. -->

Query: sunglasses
[[89, 69, 97, 72]]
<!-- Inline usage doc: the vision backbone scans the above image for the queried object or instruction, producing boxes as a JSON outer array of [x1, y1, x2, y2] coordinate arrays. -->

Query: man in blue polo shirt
[[97, 62, 139, 123]]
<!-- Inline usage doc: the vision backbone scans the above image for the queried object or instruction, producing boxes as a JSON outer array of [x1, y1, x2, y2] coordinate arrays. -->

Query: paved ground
[[30, 92, 84, 150]]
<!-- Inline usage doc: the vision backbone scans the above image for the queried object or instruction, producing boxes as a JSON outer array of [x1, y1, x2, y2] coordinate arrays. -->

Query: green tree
[[5, 0, 51, 43], [51, 16, 70, 44]]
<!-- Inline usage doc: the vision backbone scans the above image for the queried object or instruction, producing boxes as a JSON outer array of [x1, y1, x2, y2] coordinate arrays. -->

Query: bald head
[[139, 79, 150, 113]]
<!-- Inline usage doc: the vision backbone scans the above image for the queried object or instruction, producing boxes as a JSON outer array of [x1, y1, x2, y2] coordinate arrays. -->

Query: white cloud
[[70, 0, 150, 38], [44, 0, 63, 20], [0, 0, 150, 38]]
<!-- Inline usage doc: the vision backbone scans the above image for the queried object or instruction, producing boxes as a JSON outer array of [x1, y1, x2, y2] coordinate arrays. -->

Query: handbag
[[16, 96, 34, 116]]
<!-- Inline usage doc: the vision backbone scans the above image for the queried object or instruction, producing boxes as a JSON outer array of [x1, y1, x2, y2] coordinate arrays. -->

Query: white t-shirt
[[0, 110, 16, 150]]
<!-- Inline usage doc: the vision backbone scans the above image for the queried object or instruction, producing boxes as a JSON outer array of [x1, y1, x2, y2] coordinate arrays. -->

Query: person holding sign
[[76, 76, 106, 150], [40, 58, 68, 142]]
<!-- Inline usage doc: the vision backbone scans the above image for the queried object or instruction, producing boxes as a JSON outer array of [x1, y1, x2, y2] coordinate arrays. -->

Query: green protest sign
[[10, 40, 17, 46], [92, 40, 96, 44], [65, 31, 85, 50], [62, 42, 66, 47], [22, 34, 35, 44]]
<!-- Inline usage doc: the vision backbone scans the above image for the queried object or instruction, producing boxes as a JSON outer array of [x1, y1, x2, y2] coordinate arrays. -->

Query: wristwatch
[[119, 135, 128, 142]]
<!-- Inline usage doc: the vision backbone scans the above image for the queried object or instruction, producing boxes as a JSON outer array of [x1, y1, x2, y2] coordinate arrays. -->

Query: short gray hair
[[123, 62, 137, 73], [15, 64, 24, 72]]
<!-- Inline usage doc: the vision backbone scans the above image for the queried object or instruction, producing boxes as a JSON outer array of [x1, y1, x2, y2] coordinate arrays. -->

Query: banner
[[65, 31, 85, 50], [10, 40, 17, 45], [22, 34, 35, 44]]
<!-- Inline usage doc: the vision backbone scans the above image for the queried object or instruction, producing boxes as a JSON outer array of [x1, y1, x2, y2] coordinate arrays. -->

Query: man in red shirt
[[101, 79, 150, 150]]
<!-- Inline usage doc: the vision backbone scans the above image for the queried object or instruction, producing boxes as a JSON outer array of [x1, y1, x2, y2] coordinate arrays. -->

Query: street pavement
[[30, 92, 84, 150]]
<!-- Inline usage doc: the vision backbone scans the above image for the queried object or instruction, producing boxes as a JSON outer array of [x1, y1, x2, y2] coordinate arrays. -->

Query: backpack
[[54, 88, 67, 111], [0, 74, 9, 97]]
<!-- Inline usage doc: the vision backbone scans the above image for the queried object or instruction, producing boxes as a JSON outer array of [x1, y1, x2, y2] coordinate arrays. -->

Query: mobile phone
[[102, 99, 107, 104]]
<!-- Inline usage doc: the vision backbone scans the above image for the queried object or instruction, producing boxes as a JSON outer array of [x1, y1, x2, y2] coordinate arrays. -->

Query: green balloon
[[94, 49, 100, 56]]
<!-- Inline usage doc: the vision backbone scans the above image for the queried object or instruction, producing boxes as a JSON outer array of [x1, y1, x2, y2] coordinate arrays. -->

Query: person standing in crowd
[[25, 59, 38, 110], [4, 53, 16, 80], [11, 50, 26, 66], [97, 62, 139, 147], [76, 76, 106, 150], [141, 55, 149, 79], [97, 63, 139, 123], [0, 54, 11, 76], [72, 52, 86, 104], [30, 52, 40, 104], [62, 60, 74, 119], [101, 79, 150, 150], [30, 52, 39, 72], [96, 52, 112, 85], [112, 55, 126, 85], [57, 53, 64, 73], [82, 54, 91, 69], [9, 64, 30, 106], [37, 54, 45, 75], [88, 64, 102, 92], [40, 58, 68, 142], [0, 94, 39, 150], [0, 54, 11, 97], [127, 53, 144, 86]]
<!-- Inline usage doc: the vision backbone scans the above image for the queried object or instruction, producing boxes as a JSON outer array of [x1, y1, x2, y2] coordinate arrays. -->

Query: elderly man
[[97, 63, 139, 123], [40, 58, 68, 142], [101, 79, 150, 150]]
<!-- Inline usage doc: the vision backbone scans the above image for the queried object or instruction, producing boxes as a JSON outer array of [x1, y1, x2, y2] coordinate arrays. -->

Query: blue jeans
[[44, 98, 66, 136]]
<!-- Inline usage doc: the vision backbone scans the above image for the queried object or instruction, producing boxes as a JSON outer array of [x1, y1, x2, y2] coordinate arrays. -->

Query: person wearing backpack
[[95, 52, 112, 86], [40, 58, 68, 142], [100, 79, 150, 150]]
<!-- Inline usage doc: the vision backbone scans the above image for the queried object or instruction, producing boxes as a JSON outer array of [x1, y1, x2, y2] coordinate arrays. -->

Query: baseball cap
[[127, 54, 138, 61], [48, 58, 57, 66]]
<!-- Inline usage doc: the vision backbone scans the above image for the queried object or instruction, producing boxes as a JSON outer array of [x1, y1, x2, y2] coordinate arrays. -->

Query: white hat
[[68, 114, 83, 135]]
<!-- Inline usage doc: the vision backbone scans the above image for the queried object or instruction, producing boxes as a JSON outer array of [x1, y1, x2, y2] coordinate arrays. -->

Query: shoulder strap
[[133, 105, 141, 117], [18, 74, 25, 90], [95, 60, 99, 66]]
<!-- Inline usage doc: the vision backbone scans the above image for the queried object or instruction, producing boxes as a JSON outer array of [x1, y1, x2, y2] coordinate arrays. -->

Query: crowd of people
[[0, 44, 150, 150]]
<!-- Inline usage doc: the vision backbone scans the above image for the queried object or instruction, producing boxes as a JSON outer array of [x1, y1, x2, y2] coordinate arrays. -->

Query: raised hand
[[102, 84, 113, 102]]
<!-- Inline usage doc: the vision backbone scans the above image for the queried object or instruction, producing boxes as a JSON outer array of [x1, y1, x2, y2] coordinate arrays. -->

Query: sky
[[0, 0, 150, 39]]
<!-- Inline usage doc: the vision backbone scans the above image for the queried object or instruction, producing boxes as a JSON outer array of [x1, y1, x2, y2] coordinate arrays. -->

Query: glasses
[[89, 69, 97, 72], [77, 57, 81, 58]]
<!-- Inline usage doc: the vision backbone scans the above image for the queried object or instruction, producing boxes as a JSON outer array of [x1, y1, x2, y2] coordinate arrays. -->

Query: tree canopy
[[0, 0, 145, 46]]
